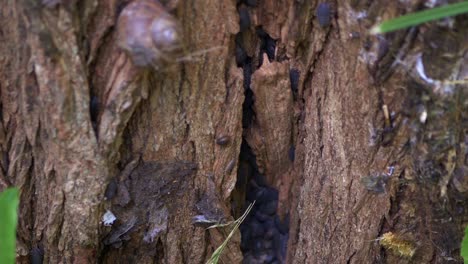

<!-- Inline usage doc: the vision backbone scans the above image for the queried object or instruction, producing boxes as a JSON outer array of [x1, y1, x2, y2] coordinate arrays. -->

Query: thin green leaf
[[206, 202, 255, 264], [462, 225, 468, 263], [0, 188, 19, 264], [371, 1, 468, 34]]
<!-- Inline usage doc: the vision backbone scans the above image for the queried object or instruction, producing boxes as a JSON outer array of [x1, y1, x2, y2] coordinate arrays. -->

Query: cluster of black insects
[[236, 143, 289, 264], [240, 177, 289, 264]]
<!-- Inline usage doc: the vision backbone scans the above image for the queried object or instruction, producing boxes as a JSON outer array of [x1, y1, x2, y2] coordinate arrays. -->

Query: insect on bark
[[316, 2, 332, 27], [30, 246, 44, 264]]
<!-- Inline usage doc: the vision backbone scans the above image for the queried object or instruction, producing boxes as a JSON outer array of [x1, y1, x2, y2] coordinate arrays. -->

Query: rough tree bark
[[0, 0, 466, 263]]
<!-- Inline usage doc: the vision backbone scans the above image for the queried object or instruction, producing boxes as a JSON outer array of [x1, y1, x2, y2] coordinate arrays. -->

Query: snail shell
[[117, 0, 182, 68]]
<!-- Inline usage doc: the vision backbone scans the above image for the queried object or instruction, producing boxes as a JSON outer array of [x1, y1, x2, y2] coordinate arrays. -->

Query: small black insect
[[238, 6, 251, 32], [257, 28, 276, 62], [235, 34, 248, 67], [252, 172, 268, 187], [288, 145, 295, 162], [289, 69, 300, 100], [235, 44, 248, 67], [104, 178, 118, 200], [90, 95, 99, 121], [216, 135, 231, 146], [260, 200, 278, 215], [90, 95, 99, 133], [264, 37, 276, 61], [30, 246, 44, 264], [255, 187, 279, 204], [274, 214, 289, 235], [316, 2, 332, 27], [243, 57, 253, 91]]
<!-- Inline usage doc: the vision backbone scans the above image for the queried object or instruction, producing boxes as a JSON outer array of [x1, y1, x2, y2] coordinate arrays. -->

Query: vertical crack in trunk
[[231, 2, 290, 263]]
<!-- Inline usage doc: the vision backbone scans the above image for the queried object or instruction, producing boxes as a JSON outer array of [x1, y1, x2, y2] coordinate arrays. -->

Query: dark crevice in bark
[[256, 27, 276, 68], [89, 93, 99, 136], [236, 142, 289, 263], [232, 2, 290, 263], [289, 68, 299, 102], [243, 57, 253, 91], [289, 65, 303, 195], [0, 151, 10, 186], [346, 250, 357, 264], [305, 22, 331, 77], [317, 96, 324, 158], [27, 156, 37, 244], [155, 238, 165, 263], [242, 82, 255, 128]]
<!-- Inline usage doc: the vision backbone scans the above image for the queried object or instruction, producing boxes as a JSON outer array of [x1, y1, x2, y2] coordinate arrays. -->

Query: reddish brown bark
[[0, 0, 466, 263]]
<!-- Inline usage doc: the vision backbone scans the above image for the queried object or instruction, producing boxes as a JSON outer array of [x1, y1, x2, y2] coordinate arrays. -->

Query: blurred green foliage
[[0, 188, 19, 264], [371, 1, 468, 34], [462, 225, 468, 263]]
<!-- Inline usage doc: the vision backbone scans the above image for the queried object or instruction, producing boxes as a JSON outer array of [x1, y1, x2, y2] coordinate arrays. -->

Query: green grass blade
[[371, 1, 468, 34], [0, 188, 19, 264], [462, 225, 468, 263], [206, 202, 255, 264]]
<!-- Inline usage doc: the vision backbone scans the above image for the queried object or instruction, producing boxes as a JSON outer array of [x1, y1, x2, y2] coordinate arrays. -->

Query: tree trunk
[[0, 0, 466, 263]]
